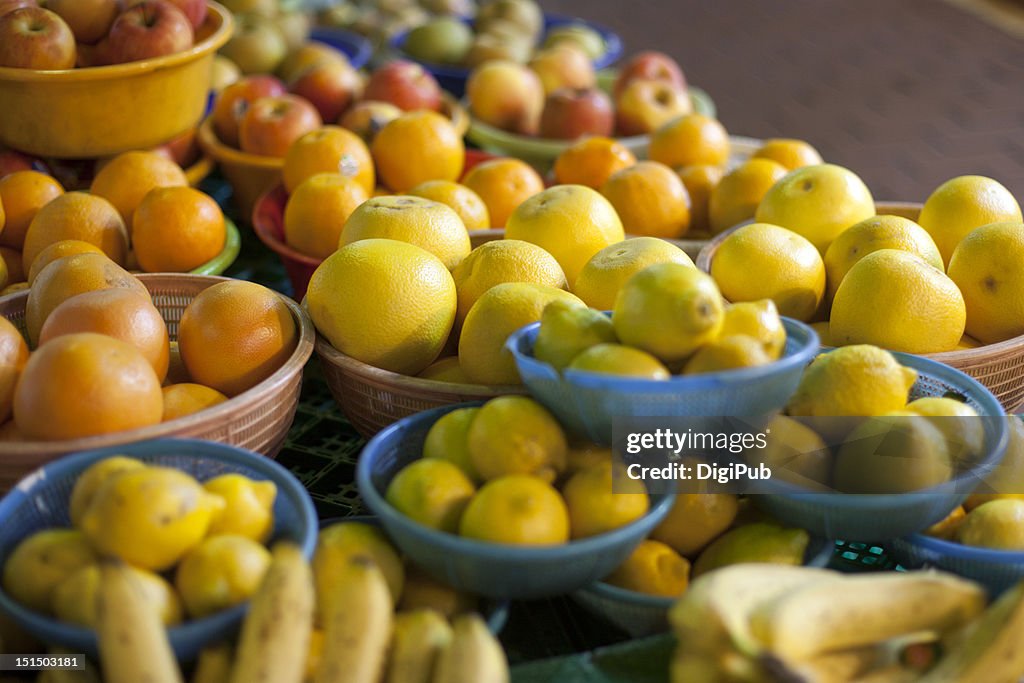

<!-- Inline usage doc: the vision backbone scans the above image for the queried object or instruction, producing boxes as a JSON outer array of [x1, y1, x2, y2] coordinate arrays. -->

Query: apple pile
[[467, 50, 691, 140], [0, 0, 206, 71], [215, 0, 314, 77]]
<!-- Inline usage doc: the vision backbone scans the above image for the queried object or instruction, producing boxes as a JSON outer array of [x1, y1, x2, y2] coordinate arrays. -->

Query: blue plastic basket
[[756, 353, 1009, 543], [506, 317, 820, 444], [0, 438, 318, 663], [889, 533, 1024, 596], [356, 404, 673, 600], [310, 26, 373, 70]]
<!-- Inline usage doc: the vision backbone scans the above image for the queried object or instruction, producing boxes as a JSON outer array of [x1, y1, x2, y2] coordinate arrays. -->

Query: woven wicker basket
[[0, 274, 315, 491], [695, 201, 1024, 412]]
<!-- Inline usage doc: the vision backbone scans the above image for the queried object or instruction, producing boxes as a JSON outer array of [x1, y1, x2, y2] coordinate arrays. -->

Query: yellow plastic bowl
[[197, 116, 283, 220], [0, 2, 233, 159]]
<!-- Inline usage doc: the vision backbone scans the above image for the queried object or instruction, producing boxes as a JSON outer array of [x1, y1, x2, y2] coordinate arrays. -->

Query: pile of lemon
[[2, 457, 276, 624]]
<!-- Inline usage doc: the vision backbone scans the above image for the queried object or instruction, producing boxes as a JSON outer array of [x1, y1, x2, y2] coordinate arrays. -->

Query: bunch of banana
[[669, 564, 1024, 682]]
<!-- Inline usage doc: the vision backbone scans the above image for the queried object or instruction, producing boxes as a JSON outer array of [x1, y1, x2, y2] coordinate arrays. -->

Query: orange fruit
[[38, 288, 170, 381], [25, 252, 150, 346], [677, 164, 725, 234], [407, 180, 490, 231], [0, 171, 64, 250], [13, 332, 163, 441], [21, 192, 128, 274], [462, 158, 545, 229], [751, 138, 823, 171], [371, 110, 464, 192], [162, 383, 229, 421], [132, 187, 227, 272], [0, 247, 25, 285], [178, 281, 298, 397], [340, 196, 470, 270], [600, 161, 691, 238], [648, 114, 730, 169], [552, 137, 637, 190], [284, 173, 369, 259], [90, 151, 188, 232], [0, 317, 29, 424], [282, 125, 375, 196], [26, 240, 104, 286]]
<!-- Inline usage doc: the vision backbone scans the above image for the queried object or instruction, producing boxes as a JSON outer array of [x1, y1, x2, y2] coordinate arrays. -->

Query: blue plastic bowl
[[756, 353, 1009, 543], [390, 13, 623, 97], [889, 532, 1024, 596], [0, 438, 318, 663], [506, 316, 820, 444], [356, 403, 673, 600], [310, 26, 373, 70]]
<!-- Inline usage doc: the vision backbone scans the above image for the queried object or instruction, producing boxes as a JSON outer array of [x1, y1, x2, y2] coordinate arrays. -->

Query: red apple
[[124, 0, 206, 30], [0, 148, 46, 178], [0, 7, 75, 69], [0, 0, 36, 17], [613, 51, 686, 99], [466, 60, 544, 136], [238, 94, 322, 158], [539, 88, 613, 140], [339, 100, 402, 145], [212, 74, 287, 148], [363, 60, 443, 113], [529, 44, 595, 95], [289, 60, 364, 123], [615, 79, 692, 137], [45, 0, 118, 44], [101, 1, 193, 65], [219, 11, 286, 75]]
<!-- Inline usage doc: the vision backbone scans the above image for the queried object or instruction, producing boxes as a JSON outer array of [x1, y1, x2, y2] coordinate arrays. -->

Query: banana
[[385, 609, 453, 683], [229, 542, 314, 683], [315, 556, 393, 683], [749, 571, 986, 662], [918, 580, 1024, 683], [432, 614, 509, 683], [95, 561, 183, 683], [192, 643, 233, 683]]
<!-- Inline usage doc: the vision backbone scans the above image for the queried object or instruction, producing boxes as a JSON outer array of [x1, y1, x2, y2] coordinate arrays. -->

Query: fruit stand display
[[3, 0, 1024, 681]]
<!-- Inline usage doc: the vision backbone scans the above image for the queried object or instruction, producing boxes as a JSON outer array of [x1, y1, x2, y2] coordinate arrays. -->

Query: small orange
[[0, 247, 25, 285], [38, 288, 170, 381], [600, 161, 691, 238], [751, 138, 823, 171], [284, 173, 369, 259], [161, 383, 229, 422], [648, 114, 730, 169], [132, 187, 227, 273], [407, 180, 490, 231], [178, 281, 298, 397], [0, 171, 64, 250], [677, 165, 725, 234], [282, 125, 375, 196], [462, 158, 545, 229], [90, 151, 188, 232], [708, 158, 789, 234], [371, 111, 464, 192], [21, 192, 128, 274], [26, 240, 105, 286], [0, 317, 30, 424], [552, 136, 637, 189], [13, 332, 163, 441]]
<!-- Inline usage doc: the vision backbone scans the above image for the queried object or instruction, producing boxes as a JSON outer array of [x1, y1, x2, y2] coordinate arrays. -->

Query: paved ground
[[543, 0, 1024, 202]]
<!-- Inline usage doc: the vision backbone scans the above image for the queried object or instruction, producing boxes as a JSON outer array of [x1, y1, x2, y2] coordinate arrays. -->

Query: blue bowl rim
[[310, 26, 374, 70], [0, 437, 319, 648], [899, 531, 1024, 565], [356, 403, 674, 561]]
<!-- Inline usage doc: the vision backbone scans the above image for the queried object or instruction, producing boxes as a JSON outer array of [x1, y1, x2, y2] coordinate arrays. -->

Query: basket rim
[[0, 273, 315, 456], [896, 532, 1024, 564]]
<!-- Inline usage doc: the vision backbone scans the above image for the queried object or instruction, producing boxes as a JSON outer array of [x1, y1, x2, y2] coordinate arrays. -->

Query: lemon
[[966, 417, 1024, 510], [452, 239, 567, 328], [562, 461, 649, 539], [314, 522, 404, 608], [2, 529, 97, 614], [755, 164, 875, 254], [605, 540, 690, 597], [830, 249, 965, 353], [650, 492, 738, 557], [307, 239, 457, 376], [719, 300, 786, 359], [459, 475, 570, 545], [398, 564, 477, 617], [533, 299, 617, 371], [52, 564, 183, 627], [423, 407, 481, 481], [692, 523, 809, 578], [567, 343, 670, 379], [385, 459, 476, 533], [340, 195, 471, 270], [407, 179, 490, 231], [710, 223, 825, 321], [823, 215, 944, 303], [683, 335, 772, 375], [708, 158, 789, 234], [612, 263, 724, 363], [918, 175, 1023, 266], [753, 415, 832, 491], [175, 535, 272, 618], [906, 397, 983, 466], [468, 396, 567, 482], [505, 184, 625, 284], [79, 466, 225, 571], [68, 456, 146, 528], [787, 345, 917, 417], [458, 282, 583, 385], [203, 474, 277, 543], [566, 442, 612, 473], [947, 221, 1024, 344], [750, 138, 823, 171], [958, 499, 1024, 550], [418, 357, 472, 383], [572, 237, 694, 311]]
